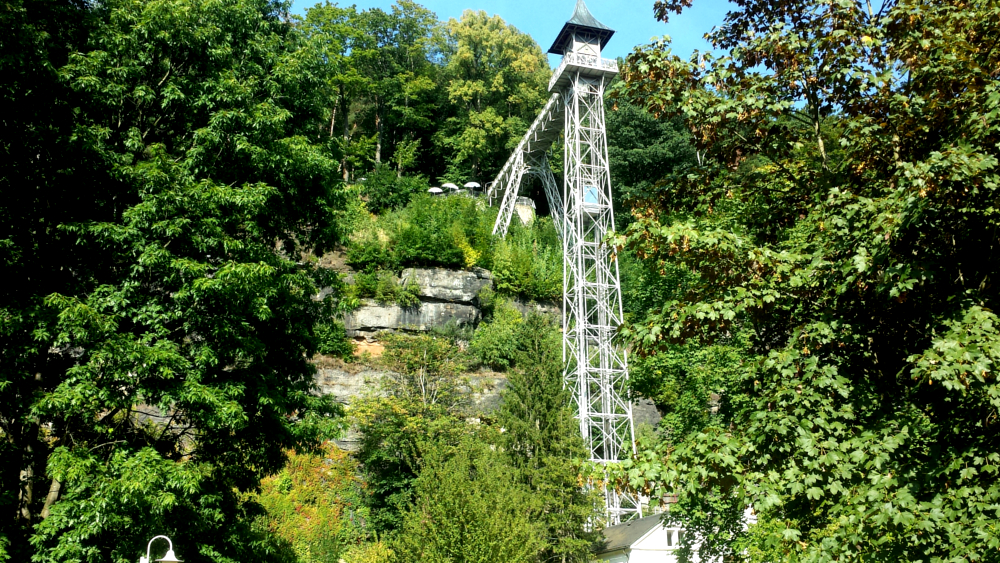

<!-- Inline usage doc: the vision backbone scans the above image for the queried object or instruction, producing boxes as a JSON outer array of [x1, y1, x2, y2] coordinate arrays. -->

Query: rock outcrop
[[342, 268, 494, 340], [322, 265, 663, 450], [313, 358, 509, 450], [344, 301, 481, 339], [341, 267, 564, 341], [400, 267, 492, 304]]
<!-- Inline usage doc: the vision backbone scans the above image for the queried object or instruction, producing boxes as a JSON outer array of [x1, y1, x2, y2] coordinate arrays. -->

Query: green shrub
[[393, 196, 489, 269], [316, 320, 356, 360], [344, 196, 562, 302], [361, 164, 429, 215], [348, 271, 421, 307], [346, 195, 496, 271], [470, 299, 523, 371], [345, 222, 397, 271], [491, 217, 563, 301], [475, 285, 496, 318], [255, 443, 364, 563]]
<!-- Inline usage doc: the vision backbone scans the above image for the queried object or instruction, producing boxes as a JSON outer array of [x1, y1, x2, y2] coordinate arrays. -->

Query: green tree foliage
[[605, 93, 696, 225], [350, 333, 469, 536], [395, 432, 543, 563], [0, 0, 344, 559], [347, 195, 495, 271], [292, 3, 556, 187], [496, 314, 599, 563], [350, 1, 440, 168], [298, 1, 445, 182], [616, 0, 1000, 561], [469, 299, 523, 371], [437, 10, 551, 181], [360, 164, 430, 215], [255, 443, 364, 563], [491, 218, 564, 301]]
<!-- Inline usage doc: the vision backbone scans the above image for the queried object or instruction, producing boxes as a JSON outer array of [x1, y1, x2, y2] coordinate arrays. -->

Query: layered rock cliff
[[317, 266, 659, 449]]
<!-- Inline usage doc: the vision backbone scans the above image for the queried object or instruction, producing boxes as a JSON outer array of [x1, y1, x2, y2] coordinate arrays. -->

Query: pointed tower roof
[[547, 0, 615, 56]]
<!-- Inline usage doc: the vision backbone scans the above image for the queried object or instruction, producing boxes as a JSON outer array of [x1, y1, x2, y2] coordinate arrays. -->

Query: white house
[[594, 514, 685, 563]]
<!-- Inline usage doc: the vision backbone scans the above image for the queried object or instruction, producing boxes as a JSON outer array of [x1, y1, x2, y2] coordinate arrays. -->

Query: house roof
[[547, 0, 615, 55], [597, 514, 664, 554]]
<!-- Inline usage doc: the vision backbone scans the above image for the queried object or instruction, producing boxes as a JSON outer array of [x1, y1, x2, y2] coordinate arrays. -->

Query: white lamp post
[[139, 535, 182, 563]]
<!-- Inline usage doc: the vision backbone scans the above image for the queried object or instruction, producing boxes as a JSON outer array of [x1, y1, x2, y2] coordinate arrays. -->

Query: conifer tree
[[395, 432, 542, 563], [497, 314, 599, 563]]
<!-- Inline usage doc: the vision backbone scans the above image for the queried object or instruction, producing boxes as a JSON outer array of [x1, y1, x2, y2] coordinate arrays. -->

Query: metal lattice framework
[[486, 0, 640, 525]]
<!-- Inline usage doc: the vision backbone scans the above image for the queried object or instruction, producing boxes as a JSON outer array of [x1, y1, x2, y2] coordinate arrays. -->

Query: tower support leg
[[561, 72, 639, 525]]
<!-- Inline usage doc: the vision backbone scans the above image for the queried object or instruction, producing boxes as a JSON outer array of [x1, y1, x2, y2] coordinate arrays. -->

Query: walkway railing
[[549, 53, 619, 91]]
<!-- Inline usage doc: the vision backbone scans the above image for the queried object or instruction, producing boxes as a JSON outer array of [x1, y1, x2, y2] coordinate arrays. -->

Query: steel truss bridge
[[487, 0, 641, 525]]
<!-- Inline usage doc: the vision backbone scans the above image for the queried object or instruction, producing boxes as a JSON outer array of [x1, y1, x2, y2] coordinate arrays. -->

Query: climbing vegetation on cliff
[[345, 195, 563, 301]]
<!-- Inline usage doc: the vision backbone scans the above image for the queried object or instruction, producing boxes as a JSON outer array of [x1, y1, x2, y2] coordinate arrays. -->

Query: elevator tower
[[486, 0, 640, 524]]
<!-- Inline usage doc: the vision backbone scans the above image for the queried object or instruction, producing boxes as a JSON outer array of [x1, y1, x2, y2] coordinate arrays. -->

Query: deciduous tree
[[0, 0, 343, 559], [615, 0, 1000, 561]]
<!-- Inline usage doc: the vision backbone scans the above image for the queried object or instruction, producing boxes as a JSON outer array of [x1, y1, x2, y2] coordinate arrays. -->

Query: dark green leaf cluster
[[1, 0, 347, 559], [299, 2, 550, 188], [469, 300, 524, 371], [616, 0, 1000, 561], [495, 314, 601, 562], [360, 165, 431, 215]]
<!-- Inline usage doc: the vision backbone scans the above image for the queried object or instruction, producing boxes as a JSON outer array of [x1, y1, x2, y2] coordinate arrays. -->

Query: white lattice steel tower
[[487, 0, 640, 525]]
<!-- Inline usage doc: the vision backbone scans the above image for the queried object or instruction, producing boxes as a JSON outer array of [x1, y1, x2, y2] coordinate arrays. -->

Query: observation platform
[[549, 53, 619, 93]]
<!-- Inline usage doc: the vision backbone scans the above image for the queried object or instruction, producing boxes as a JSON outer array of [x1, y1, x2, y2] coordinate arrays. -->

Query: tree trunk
[[18, 443, 34, 524], [374, 111, 382, 165], [340, 84, 350, 182], [17, 371, 43, 525], [328, 102, 337, 139], [40, 478, 61, 519]]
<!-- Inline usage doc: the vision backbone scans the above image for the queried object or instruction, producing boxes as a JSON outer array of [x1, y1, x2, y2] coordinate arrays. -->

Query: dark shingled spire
[[547, 0, 615, 56], [567, 0, 611, 30]]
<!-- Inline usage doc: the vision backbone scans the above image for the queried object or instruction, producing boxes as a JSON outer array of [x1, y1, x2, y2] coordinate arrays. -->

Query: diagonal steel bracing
[[489, 93, 566, 237]]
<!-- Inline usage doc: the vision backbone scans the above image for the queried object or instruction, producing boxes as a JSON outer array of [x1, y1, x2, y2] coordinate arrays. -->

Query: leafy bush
[[316, 319, 356, 359], [470, 299, 523, 371], [345, 196, 563, 302], [346, 195, 495, 271], [491, 217, 563, 302], [361, 164, 430, 215], [255, 443, 364, 563], [348, 271, 421, 307], [341, 541, 394, 563]]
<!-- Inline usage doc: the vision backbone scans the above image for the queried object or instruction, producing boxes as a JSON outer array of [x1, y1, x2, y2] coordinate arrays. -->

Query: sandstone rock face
[[314, 365, 388, 402], [400, 267, 492, 304], [514, 196, 536, 226], [323, 266, 662, 452], [343, 301, 480, 338], [512, 298, 560, 319], [342, 267, 493, 339], [314, 362, 508, 450]]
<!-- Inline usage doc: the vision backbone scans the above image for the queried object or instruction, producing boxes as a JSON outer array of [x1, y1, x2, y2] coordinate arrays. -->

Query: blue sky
[[289, 0, 733, 67]]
